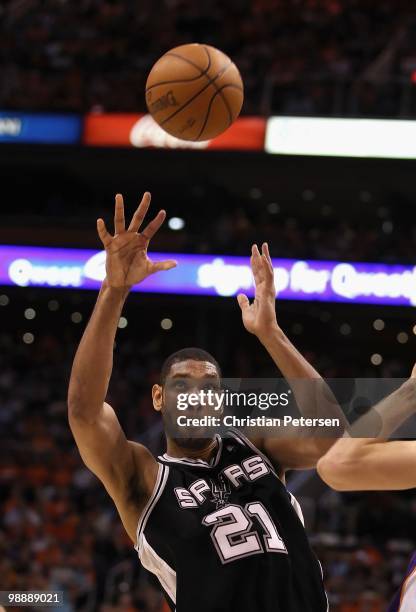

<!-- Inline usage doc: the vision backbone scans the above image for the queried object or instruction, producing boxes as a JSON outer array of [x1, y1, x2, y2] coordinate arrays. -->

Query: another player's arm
[[68, 193, 176, 542], [317, 366, 416, 490], [238, 243, 347, 471]]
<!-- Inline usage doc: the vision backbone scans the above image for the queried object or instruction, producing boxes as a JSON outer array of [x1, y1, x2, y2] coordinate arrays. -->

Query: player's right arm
[[317, 365, 416, 490], [68, 192, 176, 542], [238, 243, 347, 471]]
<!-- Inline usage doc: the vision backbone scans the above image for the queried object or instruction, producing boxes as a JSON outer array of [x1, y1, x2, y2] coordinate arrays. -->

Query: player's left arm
[[318, 439, 416, 490], [238, 243, 347, 471], [317, 367, 416, 490]]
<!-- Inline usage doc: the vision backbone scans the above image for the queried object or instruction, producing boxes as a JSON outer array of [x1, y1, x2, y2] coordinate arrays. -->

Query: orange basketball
[[145, 44, 244, 142]]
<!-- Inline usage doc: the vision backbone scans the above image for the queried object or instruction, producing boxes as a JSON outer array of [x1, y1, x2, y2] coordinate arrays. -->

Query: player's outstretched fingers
[[141, 210, 167, 241], [261, 242, 274, 277], [128, 192, 151, 233], [150, 259, 177, 273], [251, 244, 263, 277], [97, 218, 112, 248], [114, 194, 125, 235], [252, 243, 262, 259], [237, 293, 250, 311], [262, 242, 273, 265]]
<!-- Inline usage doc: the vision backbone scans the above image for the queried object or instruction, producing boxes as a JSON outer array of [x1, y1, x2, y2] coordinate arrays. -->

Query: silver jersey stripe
[[135, 462, 169, 546], [139, 534, 177, 605], [158, 454, 214, 467], [158, 435, 223, 468], [318, 560, 329, 612], [289, 492, 305, 526]]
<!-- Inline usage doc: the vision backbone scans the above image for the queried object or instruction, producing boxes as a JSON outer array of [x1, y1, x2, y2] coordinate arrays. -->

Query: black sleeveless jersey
[[134, 430, 328, 612]]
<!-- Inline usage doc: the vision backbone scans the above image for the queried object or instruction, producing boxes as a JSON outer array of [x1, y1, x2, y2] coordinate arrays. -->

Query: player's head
[[152, 347, 222, 450], [159, 347, 222, 385]]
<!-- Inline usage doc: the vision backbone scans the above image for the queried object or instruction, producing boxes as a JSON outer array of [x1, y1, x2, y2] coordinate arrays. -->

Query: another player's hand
[[97, 192, 177, 289], [237, 243, 279, 340]]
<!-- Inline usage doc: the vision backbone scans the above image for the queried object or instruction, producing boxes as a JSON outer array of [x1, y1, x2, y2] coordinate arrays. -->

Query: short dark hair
[[160, 347, 222, 384]]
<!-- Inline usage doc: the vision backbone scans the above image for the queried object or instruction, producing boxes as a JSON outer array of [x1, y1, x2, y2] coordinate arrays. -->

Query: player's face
[[156, 360, 221, 449]]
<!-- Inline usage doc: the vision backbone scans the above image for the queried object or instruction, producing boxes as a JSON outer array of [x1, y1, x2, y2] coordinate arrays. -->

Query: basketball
[[145, 43, 244, 141]]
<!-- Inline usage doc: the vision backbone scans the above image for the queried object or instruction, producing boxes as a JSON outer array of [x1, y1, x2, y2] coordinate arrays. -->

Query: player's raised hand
[[237, 243, 278, 339], [97, 193, 177, 289]]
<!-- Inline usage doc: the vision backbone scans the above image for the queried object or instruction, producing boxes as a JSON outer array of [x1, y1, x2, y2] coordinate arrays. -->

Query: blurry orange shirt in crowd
[[24, 464, 49, 485], [161, 601, 171, 612], [53, 467, 73, 487], [54, 515, 79, 542]]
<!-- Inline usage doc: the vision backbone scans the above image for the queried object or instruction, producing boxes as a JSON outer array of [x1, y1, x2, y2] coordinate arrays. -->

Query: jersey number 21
[[202, 502, 287, 564]]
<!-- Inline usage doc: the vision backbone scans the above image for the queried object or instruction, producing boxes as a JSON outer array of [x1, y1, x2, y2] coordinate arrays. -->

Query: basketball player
[[317, 367, 416, 611], [68, 192, 335, 612]]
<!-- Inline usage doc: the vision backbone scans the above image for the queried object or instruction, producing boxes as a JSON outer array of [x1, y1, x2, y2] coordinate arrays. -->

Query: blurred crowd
[[1, 0, 416, 116], [2, 2, 416, 609], [4, 180, 416, 265], [1, 291, 415, 611], [164, 205, 416, 264], [84, 201, 409, 266]]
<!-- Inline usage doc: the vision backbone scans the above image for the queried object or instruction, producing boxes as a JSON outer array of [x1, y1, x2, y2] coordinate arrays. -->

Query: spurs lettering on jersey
[[138, 433, 328, 612], [175, 454, 270, 509], [173, 454, 285, 565]]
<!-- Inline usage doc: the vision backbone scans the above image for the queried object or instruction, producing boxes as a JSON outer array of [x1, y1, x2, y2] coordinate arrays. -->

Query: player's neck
[[166, 437, 218, 461]]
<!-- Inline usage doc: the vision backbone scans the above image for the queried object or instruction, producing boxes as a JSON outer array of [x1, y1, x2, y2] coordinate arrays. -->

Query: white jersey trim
[[158, 435, 223, 468], [139, 534, 177, 605], [289, 492, 305, 526], [135, 462, 169, 547], [317, 560, 329, 612]]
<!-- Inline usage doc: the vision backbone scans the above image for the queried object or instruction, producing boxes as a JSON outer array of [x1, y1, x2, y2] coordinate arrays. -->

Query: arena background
[[1, 1, 416, 611]]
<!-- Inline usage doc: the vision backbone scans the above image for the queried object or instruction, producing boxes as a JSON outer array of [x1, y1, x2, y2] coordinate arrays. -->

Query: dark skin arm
[[238, 243, 347, 474], [68, 192, 176, 543]]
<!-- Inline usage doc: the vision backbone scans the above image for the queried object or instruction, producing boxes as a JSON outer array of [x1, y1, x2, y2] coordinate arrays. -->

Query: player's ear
[[152, 384, 163, 412]]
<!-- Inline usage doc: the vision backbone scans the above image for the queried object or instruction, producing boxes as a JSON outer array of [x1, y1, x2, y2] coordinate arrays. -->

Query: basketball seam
[[194, 89, 222, 141], [159, 60, 233, 128], [165, 51, 212, 76], [217, 91, 233, 126], [195, 85, 241, 140], [145, 51, 212, 93], [202, 46, 234, 127]]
